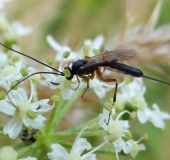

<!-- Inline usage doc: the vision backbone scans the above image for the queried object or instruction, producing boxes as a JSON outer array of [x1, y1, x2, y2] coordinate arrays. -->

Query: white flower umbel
[[137, 103, 170, 129], [47, 127, 107, 160], [0, 81, 54, 139]]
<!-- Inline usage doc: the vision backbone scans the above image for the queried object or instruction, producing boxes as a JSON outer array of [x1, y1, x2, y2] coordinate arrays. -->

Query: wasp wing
[[81, 47, 137, 69]]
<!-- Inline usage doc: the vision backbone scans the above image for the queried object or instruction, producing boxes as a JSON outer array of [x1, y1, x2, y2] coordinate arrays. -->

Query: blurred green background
[[2, 0, 170, 159]]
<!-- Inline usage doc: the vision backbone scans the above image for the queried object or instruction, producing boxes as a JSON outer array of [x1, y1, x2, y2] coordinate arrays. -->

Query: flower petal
[[71, 138, 91, 155], [0, 100, 15, 116], [47, 144, 68, 160], [3, 117, 22, 139]]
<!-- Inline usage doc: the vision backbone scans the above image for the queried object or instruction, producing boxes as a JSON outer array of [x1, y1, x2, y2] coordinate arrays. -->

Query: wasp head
[[63, 66, 73, 80]]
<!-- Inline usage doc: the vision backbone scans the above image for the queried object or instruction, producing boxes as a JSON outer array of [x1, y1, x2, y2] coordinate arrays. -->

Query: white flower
[[137, 103, 170, 129], [113, 138, 132, 154], [126, 139, 145, 158], [82, 35, 104, 57], [41, 67, 76, 100], [47, 35, 77, 62], [8, 21, 32, 36], [0, 146, 17, 160], [99, 108, 132, 160], [47, 127, 107, 160], [0, 61, 23, 89], [0, 82, 53, 139], [99, 108, 130, 136], [0, 54, 26, 90], [115, 78, 147, 110]]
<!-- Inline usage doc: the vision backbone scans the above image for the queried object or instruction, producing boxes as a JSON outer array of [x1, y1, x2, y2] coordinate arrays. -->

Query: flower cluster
[[0, 0, 170, 160]]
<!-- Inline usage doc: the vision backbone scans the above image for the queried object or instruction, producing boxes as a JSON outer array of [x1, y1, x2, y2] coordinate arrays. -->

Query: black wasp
[[0, 43, 170, 105]]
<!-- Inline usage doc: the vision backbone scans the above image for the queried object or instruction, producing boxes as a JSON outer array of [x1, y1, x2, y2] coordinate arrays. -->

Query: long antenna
[[0, 43, 64, 75], [142, 75, 170, 85], [7, 71, 62, 94]]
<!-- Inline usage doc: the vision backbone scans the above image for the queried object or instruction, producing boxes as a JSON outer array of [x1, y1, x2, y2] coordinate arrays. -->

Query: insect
[[1, 43, 170, 106], [21, 129, 38, 142]]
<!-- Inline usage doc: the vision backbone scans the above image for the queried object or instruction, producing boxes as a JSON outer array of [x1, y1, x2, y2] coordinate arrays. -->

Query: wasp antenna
[[142, 75, 170, 86], [0, 42, 64, 75], [7, 71, 62, 94]]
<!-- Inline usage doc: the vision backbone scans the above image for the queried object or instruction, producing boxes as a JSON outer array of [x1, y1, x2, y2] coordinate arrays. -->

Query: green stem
[[60, 116, 99, 133], [52, 130, 108, 141], [12, 142, 27, 149], [0, 125, 4, 130], [45, 101, 59, 135], [51, 90, 81, 132], [17, 142, 41, 157], [93, 148, 115, 154], [55, 98, 68, 114]]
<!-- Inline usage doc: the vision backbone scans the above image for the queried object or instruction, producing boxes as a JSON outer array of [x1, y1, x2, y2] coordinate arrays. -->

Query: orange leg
[[96, 68, 118, 102], [96, 68, 118, 125], [88, 72, 95, 79]]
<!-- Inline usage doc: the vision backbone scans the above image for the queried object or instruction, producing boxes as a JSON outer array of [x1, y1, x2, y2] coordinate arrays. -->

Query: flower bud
[[63, 51, 70, 58], [26, 110, 37, 119], [142, 133, 149, 141], [10, 81, 19, 90], [83, 44, 90, 56], [0, 91, 5, 100], [20, 67, 28, 77], [51, 95, 60, 102], [93, 48, 100, 55], [46, 58, 54, 66]]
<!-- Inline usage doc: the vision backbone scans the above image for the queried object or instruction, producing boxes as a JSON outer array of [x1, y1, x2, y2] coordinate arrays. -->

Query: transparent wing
[[81, 47, 137, 69]]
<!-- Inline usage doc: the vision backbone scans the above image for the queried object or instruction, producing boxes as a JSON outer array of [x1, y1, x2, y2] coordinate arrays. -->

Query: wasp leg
[[88, 72, 95, 79], [73, 75, 80, 90], [78, 72, 95, 97], [96, 68, 118, 125]]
